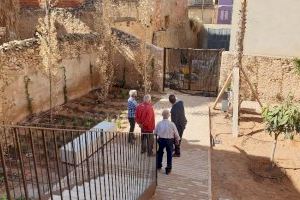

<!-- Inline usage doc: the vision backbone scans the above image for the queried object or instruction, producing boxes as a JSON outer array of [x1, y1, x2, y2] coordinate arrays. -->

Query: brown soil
[[210, 108, 300, 200], [20, 87, 161, 130]]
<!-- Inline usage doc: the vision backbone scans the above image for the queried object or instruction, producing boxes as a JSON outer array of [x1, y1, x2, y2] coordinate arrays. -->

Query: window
[[224, 10, 229, 20], [220, 10, 224, 20]]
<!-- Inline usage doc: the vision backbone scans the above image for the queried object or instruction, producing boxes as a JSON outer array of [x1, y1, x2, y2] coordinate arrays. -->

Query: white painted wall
[[230, 0, 300, 57]]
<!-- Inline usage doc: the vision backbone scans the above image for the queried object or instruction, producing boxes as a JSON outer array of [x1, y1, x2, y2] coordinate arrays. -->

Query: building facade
[[188, 0, 217, 24], [220, 0, 300, 103], [217, 0, 233, 24]]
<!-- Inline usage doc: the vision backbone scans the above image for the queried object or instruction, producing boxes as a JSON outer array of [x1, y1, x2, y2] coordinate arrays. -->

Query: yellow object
[[181, 66, 190, 74]]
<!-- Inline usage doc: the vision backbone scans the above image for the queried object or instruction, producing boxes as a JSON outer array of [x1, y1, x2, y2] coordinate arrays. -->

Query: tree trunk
[[232, 0, 247, 136], [270, 136, 278, 168]]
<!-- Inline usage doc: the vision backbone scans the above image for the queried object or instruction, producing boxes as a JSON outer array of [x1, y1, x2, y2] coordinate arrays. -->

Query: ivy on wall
[[24, 76, 33, 115], [61, 66, 68, 103]]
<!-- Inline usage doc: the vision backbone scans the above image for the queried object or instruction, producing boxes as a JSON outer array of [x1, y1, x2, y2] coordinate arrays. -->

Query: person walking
[[169, 94, 187, 157], [155, 110, 180, 175], [128, 90, 138, 144], [135, 94, 155, 156]]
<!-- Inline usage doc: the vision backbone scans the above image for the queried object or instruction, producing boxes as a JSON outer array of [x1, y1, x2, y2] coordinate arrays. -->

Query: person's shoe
[[173, 153, 180, 157], [165, 167, 172, 175]]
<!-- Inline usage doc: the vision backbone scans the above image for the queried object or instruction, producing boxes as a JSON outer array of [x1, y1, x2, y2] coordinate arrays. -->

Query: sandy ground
[[210, 107, 300, 200]]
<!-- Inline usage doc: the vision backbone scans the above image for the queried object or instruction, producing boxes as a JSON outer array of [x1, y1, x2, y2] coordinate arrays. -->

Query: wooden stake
[[232, 67, 240, 137], [240, 67, 263, 108], [213, 71, 233, 109]]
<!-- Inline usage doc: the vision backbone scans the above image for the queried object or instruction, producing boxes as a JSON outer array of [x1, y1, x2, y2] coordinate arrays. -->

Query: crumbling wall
[[112, 29, 164, 91], [220, 51, 300, 103], [0, 34, 100, 122], [18, 8, 94, 40], [153, 22, 198, 48]]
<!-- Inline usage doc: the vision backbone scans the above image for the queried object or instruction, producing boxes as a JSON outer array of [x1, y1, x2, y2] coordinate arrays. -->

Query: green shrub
[[262, 96, 300, 166]]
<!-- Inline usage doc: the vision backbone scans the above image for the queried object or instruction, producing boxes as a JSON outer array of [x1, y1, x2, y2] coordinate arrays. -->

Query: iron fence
[[164, 48, 222, 96], [0, 125, 156, 200]]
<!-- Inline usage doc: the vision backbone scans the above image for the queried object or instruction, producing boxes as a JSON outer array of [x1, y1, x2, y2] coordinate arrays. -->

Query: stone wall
[[113, 29, 164, 91], [0, 34, 101, 123], [18, 8, 94, 40], [220, 51, 300, 103]]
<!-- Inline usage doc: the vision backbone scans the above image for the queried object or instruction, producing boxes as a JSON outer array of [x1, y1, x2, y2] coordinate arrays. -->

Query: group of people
[[127, 90, 187, 175]]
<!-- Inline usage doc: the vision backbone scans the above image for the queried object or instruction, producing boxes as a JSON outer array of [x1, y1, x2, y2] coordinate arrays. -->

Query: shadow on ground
[[211, 147, 300, 200]]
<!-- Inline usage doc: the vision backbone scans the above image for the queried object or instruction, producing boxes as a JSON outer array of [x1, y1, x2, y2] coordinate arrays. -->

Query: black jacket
[[171, 101, 187, 132]]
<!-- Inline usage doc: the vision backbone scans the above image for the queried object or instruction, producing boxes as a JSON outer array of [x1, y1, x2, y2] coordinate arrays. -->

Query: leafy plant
[[116, 115, 122, 129], [0, 194, 7, 200], [293, 58, 300, 75], [262, 96, 300, 167], [0, 173, 4, 184]]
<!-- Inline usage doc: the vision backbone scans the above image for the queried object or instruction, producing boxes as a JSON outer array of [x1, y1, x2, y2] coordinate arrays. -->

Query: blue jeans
[[157, 138, 174, 169]]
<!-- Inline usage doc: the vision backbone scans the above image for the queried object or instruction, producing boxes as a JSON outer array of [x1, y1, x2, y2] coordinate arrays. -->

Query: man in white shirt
[[155, 109, 180, 175]]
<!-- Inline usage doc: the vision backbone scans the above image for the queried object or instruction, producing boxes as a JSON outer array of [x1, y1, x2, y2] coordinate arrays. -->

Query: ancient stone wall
[[112, 29, 164, 91], [18, 8, 94, 40], [0, 34, 101, 123], [220, 51, 300, 103]]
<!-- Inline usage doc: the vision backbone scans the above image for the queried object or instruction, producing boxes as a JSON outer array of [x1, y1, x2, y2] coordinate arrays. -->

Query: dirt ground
[[210, 108, 300, 200], [20, 87, 160, 130]]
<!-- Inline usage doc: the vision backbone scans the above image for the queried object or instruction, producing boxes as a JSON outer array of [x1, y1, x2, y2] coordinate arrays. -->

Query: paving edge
[[208, 106, 212, 200]]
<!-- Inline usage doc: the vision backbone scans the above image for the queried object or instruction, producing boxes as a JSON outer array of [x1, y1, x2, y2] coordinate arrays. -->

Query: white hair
[[129, 90, 137, 97], [162, 109, 170, 119], [143, 94, 152, 103]]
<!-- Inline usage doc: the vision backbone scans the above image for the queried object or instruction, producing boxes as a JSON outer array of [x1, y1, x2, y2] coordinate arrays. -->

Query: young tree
[[133, 0, 155, 94], [0, 0, 20, 42], [36, 0, 61, 122], [262, 97, 300, 167], [92, 0, 118, 102]]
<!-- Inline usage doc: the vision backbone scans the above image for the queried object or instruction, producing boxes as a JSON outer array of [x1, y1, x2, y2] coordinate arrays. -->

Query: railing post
[[29, 129, 42, 200], [100, 129, 107, 199], [14, 128, 29, 200], [0, 142, 12, 200], [41, 130, 53, 200], [163, 48, 167, 92], [155, 134, 158, 186]]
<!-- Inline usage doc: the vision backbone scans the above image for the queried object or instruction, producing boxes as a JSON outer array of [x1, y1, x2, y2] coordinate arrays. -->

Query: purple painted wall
[[218, 0, 233, 6], [217, 0, 233, 24]]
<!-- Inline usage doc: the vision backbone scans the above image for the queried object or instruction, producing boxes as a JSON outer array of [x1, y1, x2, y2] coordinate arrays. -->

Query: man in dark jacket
[[169, 94, 187, 157]]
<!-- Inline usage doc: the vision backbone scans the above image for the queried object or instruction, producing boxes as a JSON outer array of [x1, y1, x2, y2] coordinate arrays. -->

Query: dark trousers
[[157, 138, 174, 169], [128, 118, 135, 143], [174, 128, 184, 155], [141, 132, 154, 155]]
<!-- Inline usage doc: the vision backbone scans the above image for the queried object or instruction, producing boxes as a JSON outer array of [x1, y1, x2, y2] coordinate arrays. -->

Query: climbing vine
[[61, 66, 68, 103], [24, 76, 33, 115]]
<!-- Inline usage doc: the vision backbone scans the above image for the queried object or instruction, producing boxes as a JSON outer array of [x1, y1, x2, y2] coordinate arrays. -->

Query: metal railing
[[0, 125, 157, 200]]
